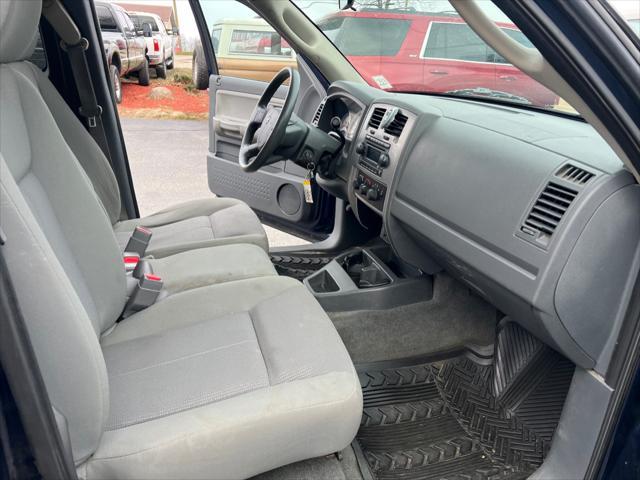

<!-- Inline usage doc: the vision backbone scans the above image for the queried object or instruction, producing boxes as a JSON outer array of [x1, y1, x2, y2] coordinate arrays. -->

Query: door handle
[[499, 75, 517, 82], [430, 70, 448, 75], [215, 118, 245, 138]]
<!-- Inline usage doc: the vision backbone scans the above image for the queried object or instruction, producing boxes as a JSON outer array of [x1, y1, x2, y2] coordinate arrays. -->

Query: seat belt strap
[[42, 0, 113, 163]]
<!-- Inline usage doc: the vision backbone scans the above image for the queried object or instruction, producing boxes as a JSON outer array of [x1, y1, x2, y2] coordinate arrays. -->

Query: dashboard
[[313, 81, 640, 375]]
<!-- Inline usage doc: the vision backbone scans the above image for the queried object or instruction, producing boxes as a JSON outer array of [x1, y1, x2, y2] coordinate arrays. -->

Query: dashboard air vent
[[368, 107, 386, 129], [384, 112, 408, 137], [555, 163, 594, 186], [312, 100, 325, 126], [523, 182, 578, 237]]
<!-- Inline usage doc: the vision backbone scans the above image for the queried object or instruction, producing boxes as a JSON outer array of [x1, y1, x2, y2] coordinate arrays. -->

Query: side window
[[229, 30, 292, 57], [122, 13, 136, 32], [211, 28, 222, 53], [201, 1, 297, 81], [146, 16, 160, 32], [325, 17, 411, 56], [29, 30, 47, 71], [423, 22, 490, 62], [115, 11, 128, 31], [97, 6, 118, 32], [317, 17, 344, 43]]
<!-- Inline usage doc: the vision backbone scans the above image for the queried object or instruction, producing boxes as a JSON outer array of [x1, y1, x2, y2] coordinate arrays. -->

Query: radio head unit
[[358, 135, 390, 176]]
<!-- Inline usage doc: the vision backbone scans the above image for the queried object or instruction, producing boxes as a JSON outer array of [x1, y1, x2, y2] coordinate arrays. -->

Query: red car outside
[[319, 10, 558, 107]]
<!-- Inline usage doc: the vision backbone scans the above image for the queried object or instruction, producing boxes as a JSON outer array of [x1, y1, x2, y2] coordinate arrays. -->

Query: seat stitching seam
[[207, 213, 217, 239], [106, 380, 266, 431], [248, 309, 271, 387], [107, 339, 254, 378]]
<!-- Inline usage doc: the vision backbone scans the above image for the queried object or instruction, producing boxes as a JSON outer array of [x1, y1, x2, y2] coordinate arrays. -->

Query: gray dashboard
[[317, 81, 640, 374]]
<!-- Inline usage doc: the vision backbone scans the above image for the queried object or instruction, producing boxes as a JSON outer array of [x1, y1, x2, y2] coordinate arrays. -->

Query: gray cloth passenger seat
[[0, 2, 362, 478]]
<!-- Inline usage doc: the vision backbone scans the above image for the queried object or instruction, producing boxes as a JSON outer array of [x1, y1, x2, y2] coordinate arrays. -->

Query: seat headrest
[[0, 0, 42, 64]]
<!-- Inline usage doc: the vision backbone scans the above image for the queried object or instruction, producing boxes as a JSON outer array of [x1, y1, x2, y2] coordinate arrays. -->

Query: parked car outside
[[318, 9, 558, 107], [129, 11, 175, 79], [95, 1, 149, 103], [193, 18, 297, 89]]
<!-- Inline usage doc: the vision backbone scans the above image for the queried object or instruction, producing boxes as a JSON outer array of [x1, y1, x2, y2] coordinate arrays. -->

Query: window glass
[[132, 15, 159, 32], [122, 13, 136, 32], [319, 17, 411, 56], [606, 0, 639, 39], [423, 23, 489, 62], [200, 1, 297, 81], [115, 11, 128, 31], [211, 28, 222, 52], [97, 5, 118, 31], [229, 30, 292, 56]]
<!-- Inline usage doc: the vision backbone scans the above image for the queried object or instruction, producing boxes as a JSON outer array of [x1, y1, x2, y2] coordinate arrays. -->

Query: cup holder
[[307, 270, 340, 293], [339, 250, 391, 289]]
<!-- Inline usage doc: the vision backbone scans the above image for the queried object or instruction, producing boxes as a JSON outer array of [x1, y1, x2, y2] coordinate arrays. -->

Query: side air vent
[[384, 112, 408, 137], [555, 163, 594, 186], [523, 182, 578, 239], [312, 100, 325, 126], [368, 107, 386, 129]]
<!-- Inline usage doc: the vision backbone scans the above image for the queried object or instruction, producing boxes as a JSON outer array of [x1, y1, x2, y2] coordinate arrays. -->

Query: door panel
[[213, 89, 284, 140], [208, 74, 316, 224]]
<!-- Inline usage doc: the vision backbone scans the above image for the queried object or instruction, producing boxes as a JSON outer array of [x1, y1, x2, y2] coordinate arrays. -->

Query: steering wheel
[[239, 67, 300, 172]]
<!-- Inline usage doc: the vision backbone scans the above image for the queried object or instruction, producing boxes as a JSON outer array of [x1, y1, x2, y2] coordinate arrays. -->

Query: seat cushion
[[87, 277, 362, 479], [148, 243, 276, 296], [114, 197, 269, 258]]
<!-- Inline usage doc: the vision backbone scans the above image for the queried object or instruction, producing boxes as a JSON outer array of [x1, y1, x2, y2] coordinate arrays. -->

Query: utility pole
[[172, 0, 179, 30]]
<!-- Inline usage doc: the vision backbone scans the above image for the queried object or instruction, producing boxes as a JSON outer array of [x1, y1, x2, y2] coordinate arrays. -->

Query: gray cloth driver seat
[[33, 14, 268, 258]]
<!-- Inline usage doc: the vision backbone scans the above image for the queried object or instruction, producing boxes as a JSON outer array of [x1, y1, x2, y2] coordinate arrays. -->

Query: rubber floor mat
[[270, 252, 333, 281], [355, 323, 574, 480]]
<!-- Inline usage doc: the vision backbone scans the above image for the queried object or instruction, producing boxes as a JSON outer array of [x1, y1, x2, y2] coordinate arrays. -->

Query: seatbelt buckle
[[123, 253, 140, 273], [121, 274, 163, 319], [78, 104, 102, 128], [132, 258, 153, 279], [125, 226, 152, 257]]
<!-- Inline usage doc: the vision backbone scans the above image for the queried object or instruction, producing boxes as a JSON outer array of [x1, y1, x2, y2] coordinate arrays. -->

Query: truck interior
[[0, 0, 639, 479]]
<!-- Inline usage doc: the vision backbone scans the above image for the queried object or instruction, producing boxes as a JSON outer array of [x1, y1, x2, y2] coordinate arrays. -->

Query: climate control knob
[[359, 184, 368, 195], [366, 188, 379, 201]]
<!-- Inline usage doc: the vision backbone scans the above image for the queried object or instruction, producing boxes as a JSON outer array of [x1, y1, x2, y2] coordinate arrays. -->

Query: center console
[[350, 103, 416, 216], [303, 243, 432, 312]]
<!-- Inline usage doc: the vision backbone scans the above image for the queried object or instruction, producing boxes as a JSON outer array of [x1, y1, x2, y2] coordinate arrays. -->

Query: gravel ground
[[120, 117, 308, 248]]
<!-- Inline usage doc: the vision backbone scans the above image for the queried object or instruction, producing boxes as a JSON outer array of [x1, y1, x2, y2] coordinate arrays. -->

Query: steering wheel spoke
[[239, 67, 302, 172], [240, 142, 262, 161]]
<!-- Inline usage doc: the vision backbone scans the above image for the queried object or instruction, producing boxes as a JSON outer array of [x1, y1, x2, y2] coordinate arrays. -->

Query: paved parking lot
[[121, 117, 308, 248]]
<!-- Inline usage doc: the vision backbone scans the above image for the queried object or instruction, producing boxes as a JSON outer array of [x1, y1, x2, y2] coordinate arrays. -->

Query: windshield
[[292, 0, 578, 114]]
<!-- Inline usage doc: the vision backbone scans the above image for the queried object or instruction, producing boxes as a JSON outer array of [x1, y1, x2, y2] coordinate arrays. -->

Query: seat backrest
[[0, 60, 127, 334], [37, 60, 123, 226], [0, 0, 127, 464], [1, 156, 110, 465]]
